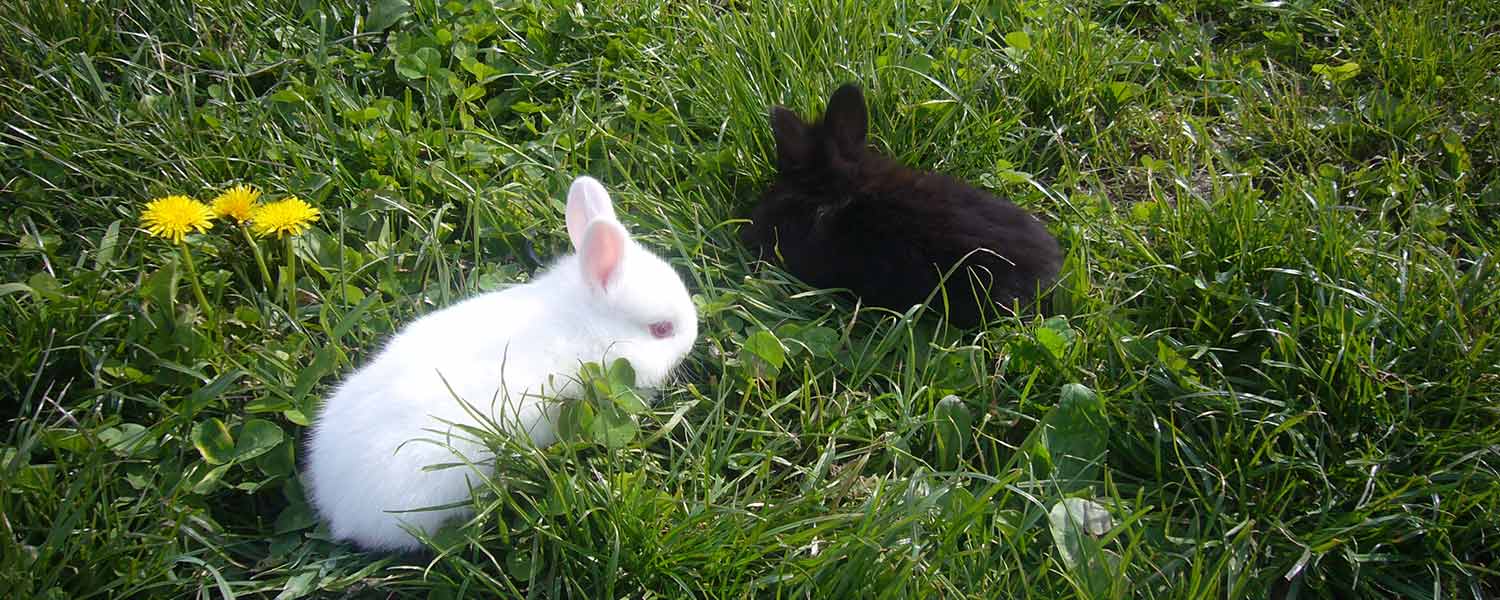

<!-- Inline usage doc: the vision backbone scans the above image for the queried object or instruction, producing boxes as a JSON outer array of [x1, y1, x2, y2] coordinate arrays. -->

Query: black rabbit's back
[[745, 82, 1063, 327], [752, 165, 1061, 326]]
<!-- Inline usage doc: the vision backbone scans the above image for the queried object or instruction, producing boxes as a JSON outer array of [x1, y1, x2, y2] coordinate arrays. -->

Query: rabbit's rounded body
[[744, 83, 1062, 327], [759, 168, 1061, 327], [306, 177, 697, 552], [307, 267, 575, 552]]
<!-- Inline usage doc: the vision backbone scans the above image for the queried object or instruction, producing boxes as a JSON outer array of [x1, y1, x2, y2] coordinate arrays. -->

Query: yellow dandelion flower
[[212, 185, 261, 223], [141, 195, 214, 244], [250, 196, 321, 238]]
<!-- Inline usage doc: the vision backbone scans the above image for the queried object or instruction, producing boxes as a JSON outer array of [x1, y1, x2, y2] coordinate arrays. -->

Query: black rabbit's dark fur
[[742, 83, 1063, 327]]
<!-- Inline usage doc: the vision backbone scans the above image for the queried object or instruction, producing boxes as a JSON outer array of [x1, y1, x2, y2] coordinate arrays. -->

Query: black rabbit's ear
[[771, 106, 812, 167], [824, 83, 868, 156]]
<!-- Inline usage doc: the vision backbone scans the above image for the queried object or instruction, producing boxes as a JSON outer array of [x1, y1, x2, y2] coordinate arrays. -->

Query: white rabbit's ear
[[566, 176, 618, 249], [579, 219, 628, 292]]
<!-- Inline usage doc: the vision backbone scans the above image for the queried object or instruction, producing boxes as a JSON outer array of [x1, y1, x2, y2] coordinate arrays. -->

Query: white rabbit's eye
[[649, 320, 674, 339]]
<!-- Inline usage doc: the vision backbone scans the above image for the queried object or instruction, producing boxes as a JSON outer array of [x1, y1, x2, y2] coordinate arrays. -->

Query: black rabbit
[[742, 83, 1063, 327]]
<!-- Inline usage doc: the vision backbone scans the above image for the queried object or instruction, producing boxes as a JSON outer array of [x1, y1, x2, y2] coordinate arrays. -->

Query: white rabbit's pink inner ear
[[566, 176, 617, 249], [580, 219, 627, 292]]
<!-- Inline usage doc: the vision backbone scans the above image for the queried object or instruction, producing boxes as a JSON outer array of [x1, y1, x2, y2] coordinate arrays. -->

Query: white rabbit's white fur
[[304, 176, 698, 551]]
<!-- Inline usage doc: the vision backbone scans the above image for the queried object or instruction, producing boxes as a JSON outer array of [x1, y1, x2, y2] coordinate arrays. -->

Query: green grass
[[2, 0, 1498, 597]]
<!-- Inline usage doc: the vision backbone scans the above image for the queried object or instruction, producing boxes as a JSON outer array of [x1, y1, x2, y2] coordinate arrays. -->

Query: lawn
[[2, 0, 1498, 597]]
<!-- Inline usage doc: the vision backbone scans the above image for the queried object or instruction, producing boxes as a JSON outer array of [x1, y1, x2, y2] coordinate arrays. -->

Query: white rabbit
[[304, 176, 699, 552]]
